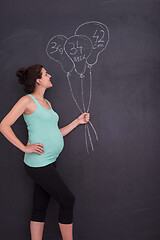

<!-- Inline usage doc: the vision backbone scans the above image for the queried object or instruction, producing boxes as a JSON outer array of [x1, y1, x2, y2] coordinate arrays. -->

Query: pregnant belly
[[29, 128, 64, 158]]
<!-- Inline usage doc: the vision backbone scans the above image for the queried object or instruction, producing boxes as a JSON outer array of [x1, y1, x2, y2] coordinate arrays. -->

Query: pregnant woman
[[0, 64, 90, 240]]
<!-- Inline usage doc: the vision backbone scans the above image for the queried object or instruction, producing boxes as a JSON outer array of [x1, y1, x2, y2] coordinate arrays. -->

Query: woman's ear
[[36, 78, 42, 85]]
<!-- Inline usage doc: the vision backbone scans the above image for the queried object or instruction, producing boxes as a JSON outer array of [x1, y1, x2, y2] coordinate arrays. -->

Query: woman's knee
[[31, 208, 46, 222]]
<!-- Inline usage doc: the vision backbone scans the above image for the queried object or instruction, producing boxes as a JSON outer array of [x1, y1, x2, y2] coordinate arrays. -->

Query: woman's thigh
[[24, 162, 75, 207], [32, 181, 51, 211]]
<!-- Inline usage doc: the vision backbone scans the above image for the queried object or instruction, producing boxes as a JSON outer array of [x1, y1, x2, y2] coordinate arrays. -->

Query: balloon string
[[88, 120, 98, 141], [67, 73, 98, 153], [80, 75, 86, 112], [81, 69, 97, 150], [87, 65, 92, 113], [86, 124, 94, 151], [82, 66, 98, 141], [67, 73, 83, 114], [85, 125, 89, 155], [81, 72, 95, 152]]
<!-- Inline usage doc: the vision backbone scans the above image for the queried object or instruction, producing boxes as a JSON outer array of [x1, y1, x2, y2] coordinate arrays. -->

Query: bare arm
[[59, 113, 90, 137], [43, 99, 90, 137], [0, 96, 29, 152], [59, 119, 80, 137], [46, 99, 80, 137]]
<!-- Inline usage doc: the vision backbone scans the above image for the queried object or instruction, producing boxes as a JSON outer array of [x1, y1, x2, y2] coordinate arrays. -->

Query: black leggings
[[24, 161, 75, 224]]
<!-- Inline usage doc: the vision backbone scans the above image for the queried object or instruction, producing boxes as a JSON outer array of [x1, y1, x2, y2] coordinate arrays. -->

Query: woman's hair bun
[[16, 67, 26, 84]]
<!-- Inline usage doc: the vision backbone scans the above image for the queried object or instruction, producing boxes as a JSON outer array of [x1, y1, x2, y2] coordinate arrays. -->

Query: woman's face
[[37, 67, 52, 88]]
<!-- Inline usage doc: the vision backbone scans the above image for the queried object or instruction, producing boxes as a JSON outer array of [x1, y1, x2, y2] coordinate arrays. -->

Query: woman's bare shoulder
[[0, 95, 32, 126], [16, 95, 33, 112], [19, 94, 32, 103]]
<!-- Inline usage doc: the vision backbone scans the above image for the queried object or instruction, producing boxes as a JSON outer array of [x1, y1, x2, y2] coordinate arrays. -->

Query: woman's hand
[[77, 112, 90, 125], [24, 140, 45, 155]]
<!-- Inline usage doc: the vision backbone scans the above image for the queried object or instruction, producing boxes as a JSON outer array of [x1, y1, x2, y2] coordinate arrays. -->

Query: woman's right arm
[[0, 96, 44, 154], [0, 96, 29, 152]]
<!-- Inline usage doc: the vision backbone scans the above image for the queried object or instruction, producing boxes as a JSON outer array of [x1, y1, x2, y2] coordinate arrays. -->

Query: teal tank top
[[23, 94, 64, 167]]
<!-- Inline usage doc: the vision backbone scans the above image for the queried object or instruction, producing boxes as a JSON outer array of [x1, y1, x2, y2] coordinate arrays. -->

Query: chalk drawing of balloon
[[46, 21, 109, 154], [75, 21, 109, 66], [64, 35, 92, 76], [46, 35, 74, 74], [64, 34, 98, 154]]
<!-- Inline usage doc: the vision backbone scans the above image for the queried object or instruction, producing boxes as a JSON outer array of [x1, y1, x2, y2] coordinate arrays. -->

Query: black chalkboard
[[0, 0, 160, 239]]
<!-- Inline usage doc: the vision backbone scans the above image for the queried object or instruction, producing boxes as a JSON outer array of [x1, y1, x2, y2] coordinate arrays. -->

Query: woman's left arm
[[59, 112, 90, 137]]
